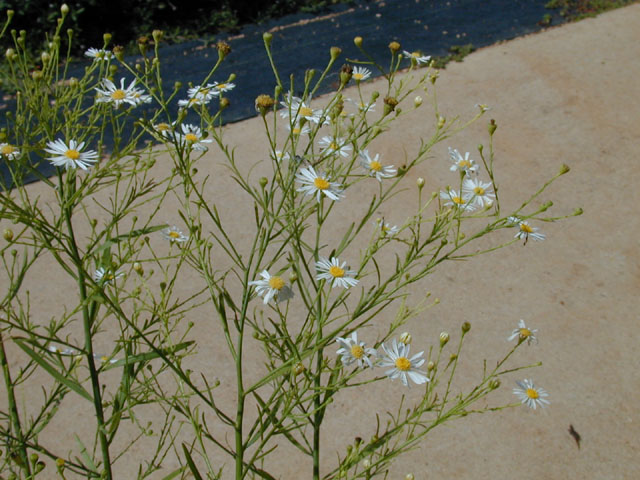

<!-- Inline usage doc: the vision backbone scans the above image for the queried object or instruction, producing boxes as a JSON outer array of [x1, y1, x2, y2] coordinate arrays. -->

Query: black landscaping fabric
[[1, 0, 564, 186]]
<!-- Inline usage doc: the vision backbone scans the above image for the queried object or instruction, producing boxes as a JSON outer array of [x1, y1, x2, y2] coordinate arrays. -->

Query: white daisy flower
[[515, 221, 545, 243], [402, 50, 431, 65], [211, 81, 235, 95], [175, 124, 213, 152], [44, 139, 99, 170], [248, 269, 294, 304], [0, 143, 20, 160], [508, 319, 538, 345], [318, 136, 352, 158], [154, 122, 174, 138], [348, 98, 376, 113], [507, 216, 521, 225], [439, 188, 475, 211], [315, 256, 358, 289], [513, 379, 550, 409], [84, 48, 113, 61], [94, 353, 119, 365], [462, 177, 495, 208], [93, 267, 124, 285], [335, 331, 376, 368], [95, 78, 141, 108], [272, 150, 291, 162], [287, 122, 311, 136], [296, 166, 344, 202], [374, 218, 399, 237], [162, 225, 189, 243], [351, 66, 372, 82], [279, 94, 324, 124], [130, 87, 152, 105], [359, 150, 396, 181], [379, 338, 429, 387], [48, 344, 80, 356], [449, 148, 478, 175]]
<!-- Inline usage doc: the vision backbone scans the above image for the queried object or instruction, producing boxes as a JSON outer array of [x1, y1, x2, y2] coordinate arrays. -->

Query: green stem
[[0, 329, 32, 477]]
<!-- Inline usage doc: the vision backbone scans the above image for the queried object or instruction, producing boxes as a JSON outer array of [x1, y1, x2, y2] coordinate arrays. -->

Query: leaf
[[101, 341, 194, 371], [161, 466, 187, 480], [182, 443, 204, 480], [15, 339, 92, 402]]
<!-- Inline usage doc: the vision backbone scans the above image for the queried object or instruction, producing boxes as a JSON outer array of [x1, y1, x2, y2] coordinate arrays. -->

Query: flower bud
[[489, 378, 501, 389], [133, 262, 144, 275], [405, 474, 415, 480], [103, 33, 112, 46], [31, 69, 43, 80], [414, 95, 423, 107], [293, 363, 305, 375], [255, 94, 275, 115], [259, 177, 268, 188], [217, 41, 231, 59], [478, 143, 484, 153], [416, 177, 425, 188], [449, 353, 458, 362], [439, 332, 449, 347], [362, 459, 371, 469], [429, 72, 439, 84], [3, 228, 14, 242], [60, 4, 69, 15], [399, 332, 412, 345], [488, 119, 497, 135], [55, 458, 65, 469], [5, 48, 17, 61], [108, 64, 118, 76], [383, 96, 398, 116], [340, 64, 353, 86], [461, 321, 471, 333], [573, 207, 583, 216], [354, 36, 363, 48], [152, 29, 164, 44], [427, 360, 435, 371], [330, 46, 342, 60], [263, 32, 273, 47], [6, 10, 14, 20], [174, 81, 182, 90], [288, 271, 298, 283], [388, 41, 401, 53], [437, 115, 446, 129], [219, 97, 230, 110], [68, 77, 78, 87], [112, 45, 124, 61], [559, 163, 570, 175]]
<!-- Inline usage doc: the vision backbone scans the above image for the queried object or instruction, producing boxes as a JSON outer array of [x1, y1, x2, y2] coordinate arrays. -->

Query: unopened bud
[[259, 177, 268, 188], [6, 10, 14, 20], [3, 228, 14, 241], [489, 378, 501, 389], [388, 41, 401, 53], [103, 33, 112, 45], [414, 95, 423, 107], [112, 45, 124, 61], [399, 332, 412, 345], [362, 459, 371, 469], [133, 262, 144, 275], [405, 474, 415, 480], [427, 360, 435, 371], [217, 41, 231, 58], [5, 48, 17, 61], [461, 321, 471, 333], [340, 64, 353, 86], [60, 4, 69, 15], [439, 332, 449, 347], [293, 363, 305, 375], [478, 143, 484, 153], [219, 97, 230, 109], [488, 119, 497, 135], [263, 32, 273, 47], [288, 272, 298, 283], [354, 36, 363, 48], [174, 81, 182, 90], [429, 72, 439, 84], [383, 96, 398, 116], [330, 46, 341, 60], [417, 177, 425, 188], [68, 77, 78, 87], [559, 163, 570, 175], [449, 353, 458, 362], [55, 458, 65, 469], [573, 207, 583, 216], [437, 115, 446, 129], [152, 29, 164, 43]]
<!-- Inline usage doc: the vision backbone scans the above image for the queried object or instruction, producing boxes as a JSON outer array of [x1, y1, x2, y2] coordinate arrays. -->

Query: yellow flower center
[[292, 127, 301, 134], [353, 73, 364, 80], [111, 89, 126, 100], [1, 145, 16, 155], [169, 231, 181, 239], [370, 161, 382, 172], [100, 355, 109, 362], [519, 328, 531, 338], [526, 388, 539, 399], [395, 357, 411, 371], [216, 83, 226, 90], [329, 265, 345, 278], [350, 345, 364, 359], [200, 88, 210, 95], [474, 186, 485, 195], [330, 142, 338, 150], [299, 106, 313, 117], [411, 51, 420, 58], [314, 177, 329, 190], [268, 276, 285, 290], [156, 123, 170, 131], [65, 149, 80, 160], [453, 196, 464, 205], [520, 223, 534, 233], [458, 160, 471, 168], [185, 133, 198, 142]]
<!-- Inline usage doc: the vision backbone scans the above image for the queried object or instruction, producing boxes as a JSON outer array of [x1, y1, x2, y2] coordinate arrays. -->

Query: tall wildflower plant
[[0, 6, 582, 480]]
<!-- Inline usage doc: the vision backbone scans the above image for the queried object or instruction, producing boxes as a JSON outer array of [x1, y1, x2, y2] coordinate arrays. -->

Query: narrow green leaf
[[182, 443, 204, 480], [15, 339, 92, 402], [101, 341, 194, 371]]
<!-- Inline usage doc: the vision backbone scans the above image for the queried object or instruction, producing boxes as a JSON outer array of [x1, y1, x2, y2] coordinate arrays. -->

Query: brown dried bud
[[383, 96, 399, 116], [217, 41, 231, 58], [255, 94, 275, 115], [340, 64, 353, 86], [388, 41, 401, 53]]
